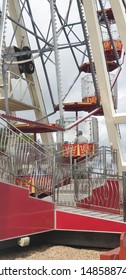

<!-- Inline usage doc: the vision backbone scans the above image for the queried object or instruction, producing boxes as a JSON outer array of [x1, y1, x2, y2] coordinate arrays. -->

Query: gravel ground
[[0, 244, 106, 260]]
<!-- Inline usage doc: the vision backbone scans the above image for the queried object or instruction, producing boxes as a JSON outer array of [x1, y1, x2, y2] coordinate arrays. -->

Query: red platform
[[1, 113, 64, 133], [54, 102, 103, 115], [1, 181, 126, 243], [56, 210, 126, 233]]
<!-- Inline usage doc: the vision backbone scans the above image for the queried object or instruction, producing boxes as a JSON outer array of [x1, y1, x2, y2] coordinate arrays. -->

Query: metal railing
[[56, 146, 123, 217], [0, 116, 54, 195], [0, 120, 124, 219], [0, 116, 72, 198], [75, 146, 118, 177]]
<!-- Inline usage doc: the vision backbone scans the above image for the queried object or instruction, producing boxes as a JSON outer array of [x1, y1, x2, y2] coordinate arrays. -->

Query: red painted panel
[[77, 179, 120, 214], [56, 211, 126, 233], [0, 182, 54, 240]]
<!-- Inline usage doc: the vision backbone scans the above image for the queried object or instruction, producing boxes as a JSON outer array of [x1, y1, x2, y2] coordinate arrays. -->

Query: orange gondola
[[97, 8, 115, 23], [79, 60, 118, 73], [103, 40, 122, 61], [62, 142, 96, 159]]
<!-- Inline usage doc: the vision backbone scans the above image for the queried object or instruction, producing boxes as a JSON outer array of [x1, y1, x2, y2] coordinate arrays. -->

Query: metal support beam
[[98, 0, 120, 67], [25, 0, 55, 109], [109, 0, 126, 55], [77, 0, 100, 102], [8, 0, 53, 145], [113, 113, 126, 124], [82, 0, 124, 174], [50, 0, 64, 144], [122, 172, 126, 222], [0, 0, 8, 104]]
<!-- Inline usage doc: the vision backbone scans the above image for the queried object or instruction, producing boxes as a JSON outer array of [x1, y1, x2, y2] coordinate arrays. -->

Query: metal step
[[56, 205, 123, 222]]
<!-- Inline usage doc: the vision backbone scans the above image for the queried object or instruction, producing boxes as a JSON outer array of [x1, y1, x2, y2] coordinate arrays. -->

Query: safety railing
[[0, 116, 72, 199], [14, 156, 54, 197], [0, 150, 15, 184], [56, 146, 123, 216], [0, 120, 124, 217], [75, 145, 118, 177], [74, 173, 121, 215], [0, 115, 54, 196], [54, 160, 73, 203]]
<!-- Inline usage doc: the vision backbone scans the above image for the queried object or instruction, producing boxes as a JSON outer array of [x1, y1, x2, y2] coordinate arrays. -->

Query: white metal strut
[[4, 0, 53, 145], [82, 0, 126, 174]]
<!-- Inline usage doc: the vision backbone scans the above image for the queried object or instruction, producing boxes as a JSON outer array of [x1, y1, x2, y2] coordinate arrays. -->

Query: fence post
[[52, 154, 56, 202], [70, 147, 73, 179], [103, 146, 107, 179], [74, 159, 78, 201], [122, 172, 126, 222], [35, 160, 38, 197]]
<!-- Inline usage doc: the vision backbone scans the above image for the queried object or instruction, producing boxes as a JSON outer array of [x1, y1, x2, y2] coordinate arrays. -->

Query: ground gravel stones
[[0, 245, 106, 260]]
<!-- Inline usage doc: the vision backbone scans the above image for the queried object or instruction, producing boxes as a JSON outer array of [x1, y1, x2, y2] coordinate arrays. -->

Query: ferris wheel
[[0, 0, 126, 173]]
